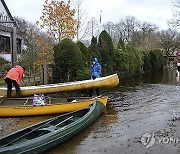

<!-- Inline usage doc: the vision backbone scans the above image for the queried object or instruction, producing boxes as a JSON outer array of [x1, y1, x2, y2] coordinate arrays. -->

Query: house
[[0, 0, 22, 66]]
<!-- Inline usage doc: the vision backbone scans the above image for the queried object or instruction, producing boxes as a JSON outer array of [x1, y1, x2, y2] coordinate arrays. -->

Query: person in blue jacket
[[89, 57, 102, 97]]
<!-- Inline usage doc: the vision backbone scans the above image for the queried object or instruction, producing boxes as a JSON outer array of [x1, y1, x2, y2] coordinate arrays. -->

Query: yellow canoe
[[0, 73, 119, 97], [0, 96, 108, 117]]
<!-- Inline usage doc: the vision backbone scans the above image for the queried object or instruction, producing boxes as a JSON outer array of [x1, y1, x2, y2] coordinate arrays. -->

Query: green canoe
[[0, 101, 105, 154]]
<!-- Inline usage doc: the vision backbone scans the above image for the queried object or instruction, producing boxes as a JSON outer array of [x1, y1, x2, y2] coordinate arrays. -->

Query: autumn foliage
[[37, 0, 78, 42], [33, 34, 54, 71]]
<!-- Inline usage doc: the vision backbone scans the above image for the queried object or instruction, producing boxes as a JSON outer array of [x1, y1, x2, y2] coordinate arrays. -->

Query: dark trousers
[[89, 89, 99, 97], [89, 76, 100, 97], [5, 78, 20, 98]]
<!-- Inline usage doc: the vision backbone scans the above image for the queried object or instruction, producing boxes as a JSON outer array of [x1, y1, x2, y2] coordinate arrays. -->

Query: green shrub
[[0, 57, 11, 76], [114, 41, 144, 77], [76, 68, 91, 81], [0, 78, 5, 86], [77, 41, 91, 67], [53, 38, 84, 82], [149, 50, 164, 71]]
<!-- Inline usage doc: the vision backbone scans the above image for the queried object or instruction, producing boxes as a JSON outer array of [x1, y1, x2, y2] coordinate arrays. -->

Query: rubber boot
[[7, 90, 11, 98], [89, 89, 93, 97], [95, 89, 99, 96], [16, 91, 21, 98]]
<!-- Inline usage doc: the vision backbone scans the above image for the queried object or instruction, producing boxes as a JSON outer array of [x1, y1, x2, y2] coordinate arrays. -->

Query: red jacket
[[4, 65, 24, 85]]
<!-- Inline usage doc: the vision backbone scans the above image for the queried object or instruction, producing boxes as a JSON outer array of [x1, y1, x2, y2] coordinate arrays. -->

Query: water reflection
[[47, 67, 180, 153], [119, 67, 177, 88], [2, 67, 180, 153], [101, 103, 119, 127]]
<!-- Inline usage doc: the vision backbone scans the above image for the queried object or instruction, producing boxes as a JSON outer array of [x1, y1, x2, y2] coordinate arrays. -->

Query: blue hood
[[93, 57, 99, 64]]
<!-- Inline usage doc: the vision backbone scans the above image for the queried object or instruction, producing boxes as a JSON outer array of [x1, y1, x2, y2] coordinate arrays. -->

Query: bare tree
[[135, 21, 159, 49], [157, 28, 180, 58], [14, 17, 40, 51], [85, 18, 100, 39], [111, 16, 160, 50], [138, 21, 158, 39], [103, 22, 115, 36], [73, 0, 88, 41], [114, 16, 139, 44], [169, 0, 180, 28], [102, 22, 116, 42]]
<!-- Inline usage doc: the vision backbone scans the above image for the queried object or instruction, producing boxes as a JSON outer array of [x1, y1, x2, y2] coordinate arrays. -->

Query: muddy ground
[[0, 83, 180, 154]]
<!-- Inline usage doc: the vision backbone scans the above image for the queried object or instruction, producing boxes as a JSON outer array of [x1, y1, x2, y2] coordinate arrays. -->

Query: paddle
[[2, 115, 73, 147]]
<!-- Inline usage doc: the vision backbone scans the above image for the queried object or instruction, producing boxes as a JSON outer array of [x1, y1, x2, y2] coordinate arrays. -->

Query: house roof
[[0, 0, 17, 27]]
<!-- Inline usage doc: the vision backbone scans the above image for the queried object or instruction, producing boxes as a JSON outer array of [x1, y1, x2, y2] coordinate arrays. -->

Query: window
[[0, 35, 10, 53], [0, 35, 22, 54]]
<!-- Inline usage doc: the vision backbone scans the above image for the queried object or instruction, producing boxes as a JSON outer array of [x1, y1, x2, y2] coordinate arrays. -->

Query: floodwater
[[1, 67, 180, 154], [47, 67, 180, 154]]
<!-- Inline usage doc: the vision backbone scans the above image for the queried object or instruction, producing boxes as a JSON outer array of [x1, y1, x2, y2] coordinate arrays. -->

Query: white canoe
[[0, 74, 119, 97]]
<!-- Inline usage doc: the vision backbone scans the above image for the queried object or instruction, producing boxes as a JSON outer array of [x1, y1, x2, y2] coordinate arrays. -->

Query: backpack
[[33, 94, 47, 106]]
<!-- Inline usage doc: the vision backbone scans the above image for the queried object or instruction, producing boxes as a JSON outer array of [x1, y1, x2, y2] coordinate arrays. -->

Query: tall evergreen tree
[[88, 36, 101, 60], [98, 30, 115, 75], [117, 37, 125, 50]]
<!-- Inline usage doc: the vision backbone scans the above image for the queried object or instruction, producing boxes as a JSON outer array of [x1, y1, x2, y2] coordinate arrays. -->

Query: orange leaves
[[37, 0, 78, 42], [33, 34, 54, 71]]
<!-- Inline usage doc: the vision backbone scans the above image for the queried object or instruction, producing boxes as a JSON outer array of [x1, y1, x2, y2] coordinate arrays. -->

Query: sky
[[4, 0, 174, 30]]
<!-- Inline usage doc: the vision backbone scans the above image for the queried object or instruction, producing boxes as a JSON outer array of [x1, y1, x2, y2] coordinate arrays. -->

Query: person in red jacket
[[4, 65, 25, 98]]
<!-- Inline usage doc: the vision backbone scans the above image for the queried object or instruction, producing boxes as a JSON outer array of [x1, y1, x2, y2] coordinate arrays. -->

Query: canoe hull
[[0, 74, 119, 97], [0, 96, 108, 117], [0, 101, 105, 154]]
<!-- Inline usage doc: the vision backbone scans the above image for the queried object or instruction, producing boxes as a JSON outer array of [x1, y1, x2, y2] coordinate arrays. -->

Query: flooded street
[[1, 67, 180, 153], [45, 68, 180, 154]]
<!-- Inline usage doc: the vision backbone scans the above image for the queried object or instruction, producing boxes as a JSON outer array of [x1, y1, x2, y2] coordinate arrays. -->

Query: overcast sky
[[5, 0, 174, 30]]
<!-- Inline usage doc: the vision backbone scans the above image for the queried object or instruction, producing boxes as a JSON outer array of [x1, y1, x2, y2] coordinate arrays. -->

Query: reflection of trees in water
[[116, 67, 178, 87], [103, 67, 179, 128], [26, 69, 180, 153], [161, 67, 176, 84], [102, 104, 118, 127], [143, 67, 177, 84], [48, 68, 180, 153]]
